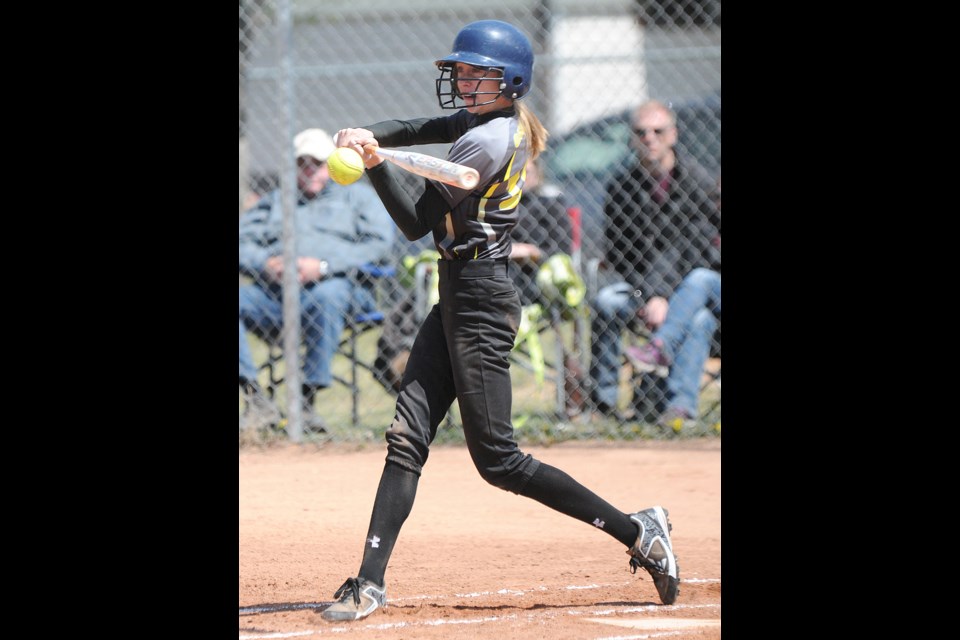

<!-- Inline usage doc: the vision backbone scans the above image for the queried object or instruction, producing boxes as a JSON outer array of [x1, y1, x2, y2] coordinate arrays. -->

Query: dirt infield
[[239, 440, 721, 639]]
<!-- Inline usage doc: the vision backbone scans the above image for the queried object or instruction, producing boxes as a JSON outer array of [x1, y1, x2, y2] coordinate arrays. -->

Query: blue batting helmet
[[435, 20, 534, 109]]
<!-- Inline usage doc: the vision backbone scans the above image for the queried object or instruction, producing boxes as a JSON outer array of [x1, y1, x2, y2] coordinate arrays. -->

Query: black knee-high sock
[[358, 461, 420, 586], [519, 463, 638, 547]]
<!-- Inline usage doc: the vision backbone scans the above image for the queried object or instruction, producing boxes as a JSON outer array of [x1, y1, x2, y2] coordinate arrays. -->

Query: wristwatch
[[318, 260, 329, 279]]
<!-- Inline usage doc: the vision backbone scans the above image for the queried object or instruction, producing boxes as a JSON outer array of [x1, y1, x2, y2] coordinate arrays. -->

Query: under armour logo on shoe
[[368, 535, 380, 549], [592, 518, 605, 529]]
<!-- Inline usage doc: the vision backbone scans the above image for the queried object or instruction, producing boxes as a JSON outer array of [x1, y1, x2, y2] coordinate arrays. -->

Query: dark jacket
[[602, 154, 720, 300]]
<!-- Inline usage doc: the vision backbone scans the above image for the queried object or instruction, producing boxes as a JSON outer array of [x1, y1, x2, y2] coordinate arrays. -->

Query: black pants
[[384, 259, 540, 493]]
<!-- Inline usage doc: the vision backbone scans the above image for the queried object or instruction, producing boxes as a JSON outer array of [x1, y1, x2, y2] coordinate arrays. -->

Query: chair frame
[[247, 263, 396, 429]]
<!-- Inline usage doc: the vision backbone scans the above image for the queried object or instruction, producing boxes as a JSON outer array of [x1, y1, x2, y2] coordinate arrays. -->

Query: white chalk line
[[570, 604, 719, 618]]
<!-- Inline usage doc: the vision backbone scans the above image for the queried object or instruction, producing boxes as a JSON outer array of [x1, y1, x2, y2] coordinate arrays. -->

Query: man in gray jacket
[[239, 128, 395, 432]]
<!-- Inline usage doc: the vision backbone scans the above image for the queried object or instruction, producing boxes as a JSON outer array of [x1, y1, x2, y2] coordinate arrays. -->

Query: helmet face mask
[[434, 20, 534, 111], [436, 64, 506, 110]]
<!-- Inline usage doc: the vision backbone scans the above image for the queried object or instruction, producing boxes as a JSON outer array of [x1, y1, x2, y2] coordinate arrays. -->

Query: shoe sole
[[322, 607, 379, 622]]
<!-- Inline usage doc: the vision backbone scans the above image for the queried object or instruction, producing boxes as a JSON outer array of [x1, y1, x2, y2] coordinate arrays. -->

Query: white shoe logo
[[369, 535, 381, 549], [592, 518, 605, 529]]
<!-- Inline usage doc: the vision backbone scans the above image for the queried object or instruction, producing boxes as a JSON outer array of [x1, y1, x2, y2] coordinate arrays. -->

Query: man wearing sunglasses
[[589, 99, 720, 424]]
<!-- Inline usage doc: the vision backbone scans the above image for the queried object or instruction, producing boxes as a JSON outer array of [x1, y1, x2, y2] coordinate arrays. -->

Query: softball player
[[324, 19, 679, 622]]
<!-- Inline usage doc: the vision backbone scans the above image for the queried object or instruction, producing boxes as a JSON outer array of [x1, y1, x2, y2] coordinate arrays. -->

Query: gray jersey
[[431, 114, 527, 260]]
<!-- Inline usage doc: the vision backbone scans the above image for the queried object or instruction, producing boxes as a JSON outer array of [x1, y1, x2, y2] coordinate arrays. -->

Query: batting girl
[[324, 19, 679, 622]]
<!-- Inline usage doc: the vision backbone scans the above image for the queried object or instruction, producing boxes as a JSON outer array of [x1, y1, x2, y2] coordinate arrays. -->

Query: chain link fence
[[239, 0, 720, 444]]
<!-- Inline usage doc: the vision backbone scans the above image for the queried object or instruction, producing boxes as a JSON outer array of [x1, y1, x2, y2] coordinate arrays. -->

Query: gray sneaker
[[321, 577, 386, 622], [627, 506, 680, 604], [240, 383, 282, 431], [301, 401, 329, 434]]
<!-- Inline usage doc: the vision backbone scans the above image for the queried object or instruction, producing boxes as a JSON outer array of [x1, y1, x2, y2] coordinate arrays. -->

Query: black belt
[[438, 258, 509, 278]]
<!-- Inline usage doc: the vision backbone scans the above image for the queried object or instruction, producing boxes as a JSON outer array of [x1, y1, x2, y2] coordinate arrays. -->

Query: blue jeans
[[589, 282, 644, 409], [589, 268, 721, 416], [654, 268, 721, 417], [238, 278, 377, 388]]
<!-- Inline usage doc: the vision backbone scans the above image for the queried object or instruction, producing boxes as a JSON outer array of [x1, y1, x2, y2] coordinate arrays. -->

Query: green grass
[[240, 321, 720, 446]]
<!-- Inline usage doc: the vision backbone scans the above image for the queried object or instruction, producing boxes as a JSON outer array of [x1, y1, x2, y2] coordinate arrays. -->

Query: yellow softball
[[327, 147, 365, 185]]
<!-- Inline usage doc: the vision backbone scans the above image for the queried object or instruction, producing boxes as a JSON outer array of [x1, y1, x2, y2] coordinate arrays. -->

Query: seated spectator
[[627, 174, 721, 427], [589, 99, 720, 419], [239, 128, 395, 432]]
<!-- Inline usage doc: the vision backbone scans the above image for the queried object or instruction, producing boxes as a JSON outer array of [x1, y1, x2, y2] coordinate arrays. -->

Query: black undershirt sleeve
[[366, 162, 448, 241]]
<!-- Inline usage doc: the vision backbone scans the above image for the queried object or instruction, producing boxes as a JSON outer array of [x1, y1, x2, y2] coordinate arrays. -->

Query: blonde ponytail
[[516, 101, 549, 160]]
